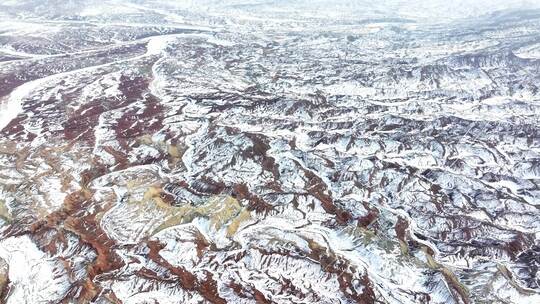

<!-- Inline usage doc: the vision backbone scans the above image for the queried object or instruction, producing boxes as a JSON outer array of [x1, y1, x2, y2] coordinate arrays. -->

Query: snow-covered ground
[[0, 1, 539, 303]]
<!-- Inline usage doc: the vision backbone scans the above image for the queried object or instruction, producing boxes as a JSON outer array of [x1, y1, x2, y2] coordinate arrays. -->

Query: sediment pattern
[[0, 1, 539, 303]]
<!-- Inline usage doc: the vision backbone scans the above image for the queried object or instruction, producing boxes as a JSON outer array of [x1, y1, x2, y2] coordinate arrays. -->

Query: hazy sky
[[140, 0, 540, 21], [2, 0, 540, 24]]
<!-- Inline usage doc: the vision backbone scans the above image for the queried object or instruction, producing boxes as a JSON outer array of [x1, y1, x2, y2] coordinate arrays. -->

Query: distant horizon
[[2, 0, 540, 23]]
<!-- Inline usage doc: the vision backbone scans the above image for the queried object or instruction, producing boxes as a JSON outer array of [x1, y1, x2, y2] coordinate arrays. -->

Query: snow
[[0, 236, 70, 304], [0, 77, 48, 132]]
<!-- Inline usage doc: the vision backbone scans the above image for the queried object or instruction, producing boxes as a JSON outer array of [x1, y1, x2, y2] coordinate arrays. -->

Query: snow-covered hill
[[0, 1, 539, 303]]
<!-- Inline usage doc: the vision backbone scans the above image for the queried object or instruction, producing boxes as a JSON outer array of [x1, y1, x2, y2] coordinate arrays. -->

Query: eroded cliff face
[[0, 1, 539, 303]]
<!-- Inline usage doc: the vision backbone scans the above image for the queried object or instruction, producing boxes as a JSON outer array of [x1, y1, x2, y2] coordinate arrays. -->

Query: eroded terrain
[[0, 1, 539, 303]]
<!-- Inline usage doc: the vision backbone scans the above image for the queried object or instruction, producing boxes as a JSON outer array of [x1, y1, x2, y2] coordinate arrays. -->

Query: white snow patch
[[323, 82, 376, 97], [0, 236, 70, 304]]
